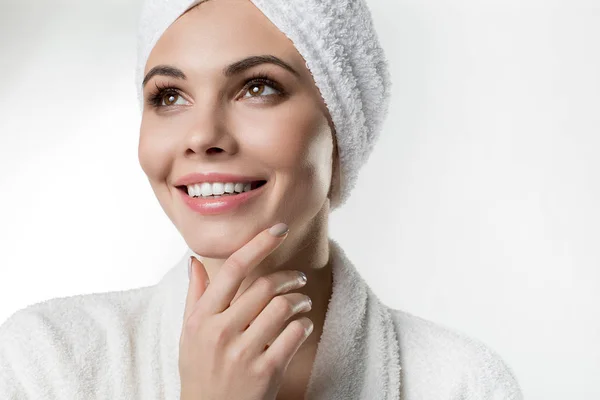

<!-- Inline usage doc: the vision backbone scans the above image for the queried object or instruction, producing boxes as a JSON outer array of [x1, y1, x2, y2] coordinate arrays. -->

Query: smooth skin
[[180, 226, 313, 400], [139, 0, 341, 398]]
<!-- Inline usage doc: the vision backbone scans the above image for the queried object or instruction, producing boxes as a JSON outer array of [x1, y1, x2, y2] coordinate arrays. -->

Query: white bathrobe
[[0, 238, 523, 399]]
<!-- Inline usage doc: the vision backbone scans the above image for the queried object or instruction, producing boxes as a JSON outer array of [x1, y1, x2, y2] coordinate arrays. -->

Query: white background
[[1, 0, 599, 398]]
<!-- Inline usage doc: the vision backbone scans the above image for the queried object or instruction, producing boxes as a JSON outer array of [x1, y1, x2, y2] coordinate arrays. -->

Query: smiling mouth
[[177, 180, 267, 198]]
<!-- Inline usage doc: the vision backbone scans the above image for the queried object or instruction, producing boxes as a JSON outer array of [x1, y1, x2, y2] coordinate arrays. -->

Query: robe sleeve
[[0, 308, 61, 399], [389, 308, 524, 399], [461, 339, 524, 400]]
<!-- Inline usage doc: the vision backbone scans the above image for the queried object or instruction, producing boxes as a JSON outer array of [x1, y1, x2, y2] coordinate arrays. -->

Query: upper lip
[[174, 172, 268, 187]]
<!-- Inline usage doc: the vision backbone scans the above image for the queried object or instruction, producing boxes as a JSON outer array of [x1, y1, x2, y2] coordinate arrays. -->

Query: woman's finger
[[198, 223, 289, 316], [182, 256, 209, 327]]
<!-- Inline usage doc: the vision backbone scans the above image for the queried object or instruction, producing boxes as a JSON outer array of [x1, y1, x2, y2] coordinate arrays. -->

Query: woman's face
[[139, 0, 336, 258]]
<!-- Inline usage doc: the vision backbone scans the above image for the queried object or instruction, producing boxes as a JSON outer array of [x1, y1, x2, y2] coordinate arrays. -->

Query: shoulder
[[388, 308, 523, 400], [0, 285, 155, 397], [0, 284, 154, 342]]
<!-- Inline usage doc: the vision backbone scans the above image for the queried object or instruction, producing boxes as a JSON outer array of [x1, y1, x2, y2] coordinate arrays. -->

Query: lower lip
[[178, 183, 267, 215]]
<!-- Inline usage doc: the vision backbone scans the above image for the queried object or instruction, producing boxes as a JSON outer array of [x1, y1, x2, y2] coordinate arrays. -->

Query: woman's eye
[[243, 83, 279, 98], [160, 91, 187, 106]]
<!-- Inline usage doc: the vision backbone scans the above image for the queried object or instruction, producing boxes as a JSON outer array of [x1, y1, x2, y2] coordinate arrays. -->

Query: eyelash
[[146, 71, 286, 109]]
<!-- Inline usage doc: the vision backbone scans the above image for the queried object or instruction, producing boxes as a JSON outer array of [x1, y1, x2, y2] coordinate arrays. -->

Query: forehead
[[146, 0, 307, 76]]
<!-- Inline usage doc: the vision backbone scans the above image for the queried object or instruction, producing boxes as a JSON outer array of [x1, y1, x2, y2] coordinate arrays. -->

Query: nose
[[182, 102, 238, 160]]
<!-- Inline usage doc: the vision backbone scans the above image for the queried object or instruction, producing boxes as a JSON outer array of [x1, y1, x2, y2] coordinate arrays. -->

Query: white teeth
[[224, 182, 235, 193], [200, 182, 213, 197], [185, 181, 260, 197]]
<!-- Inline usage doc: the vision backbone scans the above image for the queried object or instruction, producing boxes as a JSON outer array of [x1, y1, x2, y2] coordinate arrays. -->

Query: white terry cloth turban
[[135, 0, 391, 211]]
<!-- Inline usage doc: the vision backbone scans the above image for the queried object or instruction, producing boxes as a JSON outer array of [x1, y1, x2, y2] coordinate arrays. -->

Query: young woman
[[0, 0, 523, 399]]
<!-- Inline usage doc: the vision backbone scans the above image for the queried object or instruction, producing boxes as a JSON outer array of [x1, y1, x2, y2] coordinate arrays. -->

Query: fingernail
[[188, 256, 193, 280], [269, 223, 289, 237], [299, 271, 307, 283]]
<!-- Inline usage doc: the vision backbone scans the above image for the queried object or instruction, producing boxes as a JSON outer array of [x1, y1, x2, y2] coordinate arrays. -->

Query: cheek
[[234, 100, 331, 175], [138, 116, 176, 180]]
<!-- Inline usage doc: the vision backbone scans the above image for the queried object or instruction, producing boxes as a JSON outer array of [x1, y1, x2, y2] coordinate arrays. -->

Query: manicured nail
[[299, 271, 307, 283], [269, 223, 289, 237], [188, 256, 193, 280]]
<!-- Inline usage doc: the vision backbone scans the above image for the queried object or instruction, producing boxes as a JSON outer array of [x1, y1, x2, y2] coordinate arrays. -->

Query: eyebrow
[[142, 55, 300, 88]]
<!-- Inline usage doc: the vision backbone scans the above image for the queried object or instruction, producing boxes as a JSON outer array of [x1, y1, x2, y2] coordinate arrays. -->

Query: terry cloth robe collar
[[156, 237, 402, 399]]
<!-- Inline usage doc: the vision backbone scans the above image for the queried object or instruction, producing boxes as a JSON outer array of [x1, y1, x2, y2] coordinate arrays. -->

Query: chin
[[181, 222, 271, 259]]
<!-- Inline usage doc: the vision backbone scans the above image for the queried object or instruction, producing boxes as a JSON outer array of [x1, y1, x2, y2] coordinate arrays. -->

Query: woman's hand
[[178, 223, 314, 400]]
